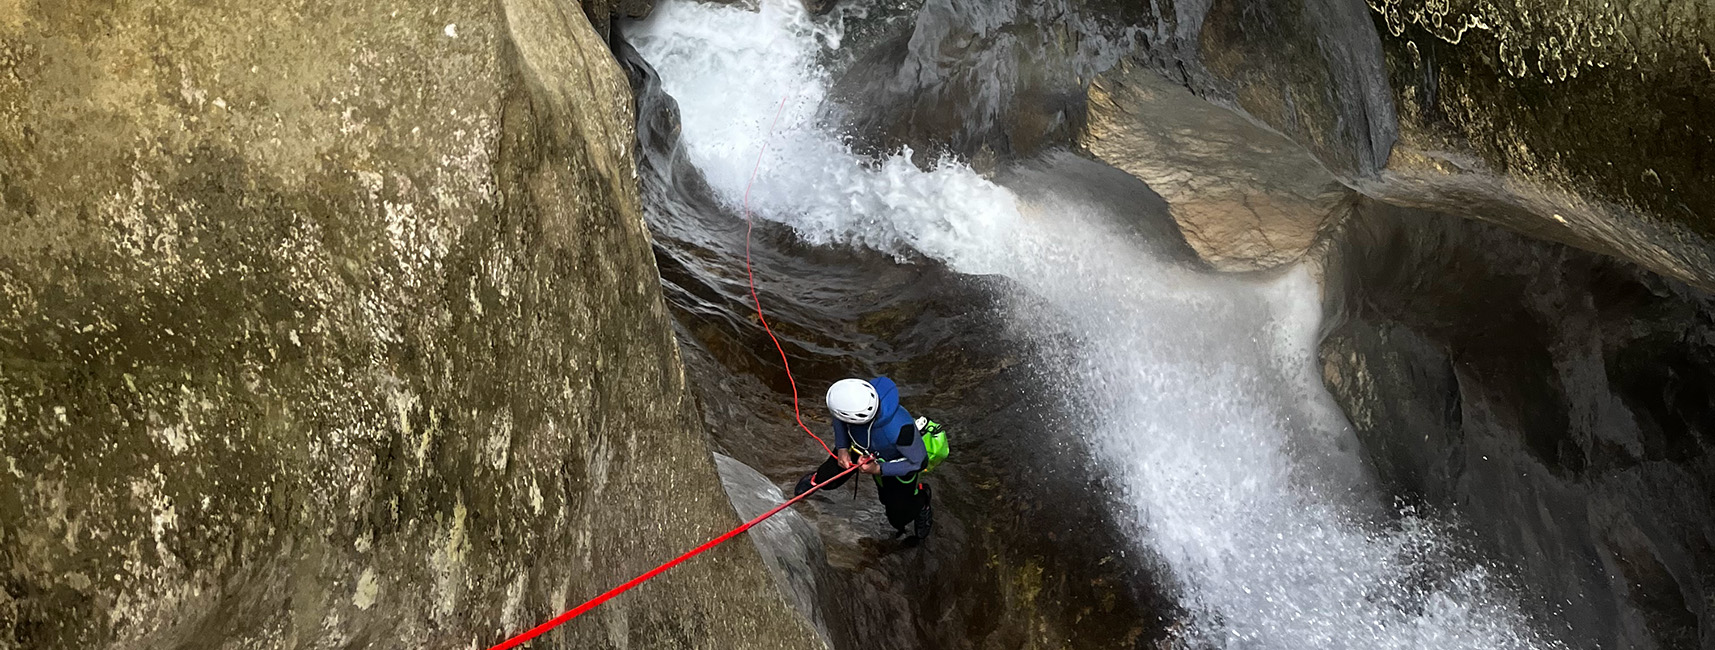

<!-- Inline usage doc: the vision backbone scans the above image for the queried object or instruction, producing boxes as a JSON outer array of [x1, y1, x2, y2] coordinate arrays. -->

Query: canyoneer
[[795, 377, 948, 543]]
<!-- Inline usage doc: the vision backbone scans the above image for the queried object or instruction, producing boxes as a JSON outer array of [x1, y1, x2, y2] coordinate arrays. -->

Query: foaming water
[[630, 0, 1022, 268], [630, 2, 1564, 648]]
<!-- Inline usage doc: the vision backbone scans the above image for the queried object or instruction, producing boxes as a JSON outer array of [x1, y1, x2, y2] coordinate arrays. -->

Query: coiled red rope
[[483, 95, 844, 649]]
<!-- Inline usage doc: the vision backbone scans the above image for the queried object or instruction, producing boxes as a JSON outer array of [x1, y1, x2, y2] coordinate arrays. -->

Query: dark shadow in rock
[[1319, 197, 1715, 650]]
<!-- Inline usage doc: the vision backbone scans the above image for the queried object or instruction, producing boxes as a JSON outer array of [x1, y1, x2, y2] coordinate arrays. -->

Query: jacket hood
[[870, 376, 903, 438]]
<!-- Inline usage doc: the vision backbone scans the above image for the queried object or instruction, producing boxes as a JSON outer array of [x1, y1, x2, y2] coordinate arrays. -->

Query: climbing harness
[[482, 96, 850, 650]]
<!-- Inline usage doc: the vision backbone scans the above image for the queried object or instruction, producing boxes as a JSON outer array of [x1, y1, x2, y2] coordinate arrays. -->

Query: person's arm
[[832, 419, 850, 450], [877, 423, 926, 476], [832, 421, 854, 468]]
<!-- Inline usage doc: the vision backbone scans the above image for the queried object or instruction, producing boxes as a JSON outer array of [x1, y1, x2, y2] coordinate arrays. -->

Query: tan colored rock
[[1347, 146, 1715, 293], [0, 1, 822, 649], [1082, 61, 1354, 271]]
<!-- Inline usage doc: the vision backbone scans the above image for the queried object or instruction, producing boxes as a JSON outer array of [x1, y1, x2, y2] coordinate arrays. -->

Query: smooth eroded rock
[[1083, 61, 1354, 271]]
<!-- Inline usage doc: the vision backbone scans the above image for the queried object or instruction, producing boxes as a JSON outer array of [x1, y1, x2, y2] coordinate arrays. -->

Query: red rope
[[744, 96, 836, 459], [483, 94, 847, 650], [484, 463, 862, 650]]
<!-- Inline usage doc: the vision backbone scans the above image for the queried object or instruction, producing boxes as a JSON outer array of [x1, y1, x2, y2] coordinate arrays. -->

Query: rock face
[[1122, 0, 1715, 290], [581, 0, 655, 38], [1367, 0, 1715, 244], [712, 453, 842, 646], [1174, 0, 1400, 179], [1319, 200, 1715, 650], [827, 0, 1110, 169], [822, 0, 1713, 287], [667, 262, 1178, 650], [1343, 0, 1715, 294], [1082, 60, 1353, 270], [0, 1, 821, 648]]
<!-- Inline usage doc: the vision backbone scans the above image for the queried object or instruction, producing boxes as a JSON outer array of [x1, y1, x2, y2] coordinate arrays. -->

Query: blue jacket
[[832, 377, 924, 477]]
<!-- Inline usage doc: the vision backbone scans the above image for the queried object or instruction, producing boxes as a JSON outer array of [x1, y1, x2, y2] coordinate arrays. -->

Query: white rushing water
[[631, 2, 1564, 648]]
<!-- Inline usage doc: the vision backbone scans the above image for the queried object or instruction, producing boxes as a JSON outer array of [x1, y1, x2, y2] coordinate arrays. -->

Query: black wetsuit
[[804, 451, 931, 534]]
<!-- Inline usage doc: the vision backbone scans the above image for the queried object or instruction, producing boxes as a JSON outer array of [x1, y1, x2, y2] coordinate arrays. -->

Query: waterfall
[[630, 2, 1563, 647]]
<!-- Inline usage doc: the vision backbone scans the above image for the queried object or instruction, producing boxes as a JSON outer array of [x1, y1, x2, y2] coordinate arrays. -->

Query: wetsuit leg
[[795, 456, 855, 496], [813, 456, 855, 489], [876, 472, 925, 532]]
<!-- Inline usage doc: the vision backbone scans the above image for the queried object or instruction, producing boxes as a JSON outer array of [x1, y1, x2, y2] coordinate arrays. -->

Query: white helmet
[[826, 378, 879, 424]]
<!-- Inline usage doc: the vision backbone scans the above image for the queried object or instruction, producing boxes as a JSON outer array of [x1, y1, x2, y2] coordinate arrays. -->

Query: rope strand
[[482, 94, 843, 649], [484, 463, 863, 650], [743, 96, 836, 459]]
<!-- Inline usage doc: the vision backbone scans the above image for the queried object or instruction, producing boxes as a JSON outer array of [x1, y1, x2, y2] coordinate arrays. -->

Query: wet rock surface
[[876, 2, 1715, 646], [1367, 0, 1715, 241], [626, 3, 1715, 649], [1175, 0, 1400, 179], [1082, 61, 1354, 271], [1353, 0, 1715, 294], [811, 0, 1715, 290], [14, 0, 1711, 648], [824, 0, 1138, 168], [672, 255, 1180, 650], [714, 452, 844, 645], [0, 1, 821, 648], [1319, 199, 1715, 650], [1124, 0, 1715, 290]]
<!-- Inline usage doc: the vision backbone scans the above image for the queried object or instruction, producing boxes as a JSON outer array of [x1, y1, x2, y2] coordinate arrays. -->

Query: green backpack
[[919, 419, 949, 474]]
